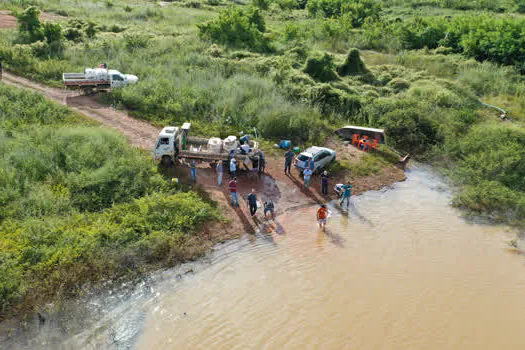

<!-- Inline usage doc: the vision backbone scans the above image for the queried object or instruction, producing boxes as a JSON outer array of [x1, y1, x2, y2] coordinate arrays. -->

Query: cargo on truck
[[153, 123, 259, 165], [62, 65, 138, 94]]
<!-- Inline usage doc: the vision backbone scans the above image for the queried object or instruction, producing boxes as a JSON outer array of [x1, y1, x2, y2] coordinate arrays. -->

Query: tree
[[16, 6, 43, 42]]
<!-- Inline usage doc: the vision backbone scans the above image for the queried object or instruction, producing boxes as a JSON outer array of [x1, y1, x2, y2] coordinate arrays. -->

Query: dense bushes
[[307, 0, 381, 27], [396, 15, 525, 71], [198, 6, 271, 52], [303, 52, 338, 82], [0, 84, 218, 317], [337, 48, 368, 76], [452, 123, 525, 220]]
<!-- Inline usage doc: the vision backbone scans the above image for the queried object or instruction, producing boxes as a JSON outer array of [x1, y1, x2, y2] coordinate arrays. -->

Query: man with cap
[[321, 170, 329, 195]]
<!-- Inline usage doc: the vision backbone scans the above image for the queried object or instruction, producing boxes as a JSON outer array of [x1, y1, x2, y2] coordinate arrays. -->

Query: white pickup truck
[[62, 67, 138, 94], [153, 123, 259, 165]]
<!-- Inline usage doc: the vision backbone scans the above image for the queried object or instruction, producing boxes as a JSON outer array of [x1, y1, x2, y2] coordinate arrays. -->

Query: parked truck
[[62, 67, 138, 94], [153, 123, 259, 165]]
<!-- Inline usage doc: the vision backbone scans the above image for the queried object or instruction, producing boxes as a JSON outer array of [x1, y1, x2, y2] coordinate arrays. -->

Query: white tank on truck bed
[[62, 67, 138, 93]]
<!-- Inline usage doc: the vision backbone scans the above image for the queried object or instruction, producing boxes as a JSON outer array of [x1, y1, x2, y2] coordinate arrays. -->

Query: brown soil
[[0, 10, 16, 29], [1, 71, 406, 237], [0, 10, 67, 29]]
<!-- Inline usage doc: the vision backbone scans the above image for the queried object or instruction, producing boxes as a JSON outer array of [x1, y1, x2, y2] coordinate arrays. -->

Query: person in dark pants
[[321, 170, 329, 195], [189, 160, 197, 183], [258, 150, 266, 174], [247, 189, 258, 217], [284, 148, 295, 174]]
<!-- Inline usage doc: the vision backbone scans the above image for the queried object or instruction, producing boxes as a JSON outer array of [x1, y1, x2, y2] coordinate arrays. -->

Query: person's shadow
[[285, 172, 323, 205]]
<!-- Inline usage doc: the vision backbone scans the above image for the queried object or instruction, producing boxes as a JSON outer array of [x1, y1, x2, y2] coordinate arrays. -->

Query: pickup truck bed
[[62, 73, 110, 89]]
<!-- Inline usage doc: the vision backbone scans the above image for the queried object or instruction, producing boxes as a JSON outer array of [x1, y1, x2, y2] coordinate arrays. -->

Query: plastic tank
[[208, 137, 222, 153], [223, 136, 238, 151]]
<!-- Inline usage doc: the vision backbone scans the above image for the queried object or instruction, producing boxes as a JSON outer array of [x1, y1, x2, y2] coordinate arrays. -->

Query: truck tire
[[83, 87, 93, 95], [161, 155, 172, 166]]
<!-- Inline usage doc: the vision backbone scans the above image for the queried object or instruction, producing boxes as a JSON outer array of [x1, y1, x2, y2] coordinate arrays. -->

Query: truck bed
[[62, 73, 110, 89]]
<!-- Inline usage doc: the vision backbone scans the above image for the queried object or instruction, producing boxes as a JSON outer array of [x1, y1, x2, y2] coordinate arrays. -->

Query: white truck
[[153, 123, 259, 165], [62, 67, 138, 94]]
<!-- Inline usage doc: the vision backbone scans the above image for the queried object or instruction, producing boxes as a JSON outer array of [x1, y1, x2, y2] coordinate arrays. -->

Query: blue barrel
[[279, 140, 291, 149]]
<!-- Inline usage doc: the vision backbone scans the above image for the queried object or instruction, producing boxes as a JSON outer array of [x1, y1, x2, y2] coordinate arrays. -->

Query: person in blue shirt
[[284, 148, 295, 174], [190, 160, 197, 183], [303, 167, 313, 189], [340, 181, 353, 209]]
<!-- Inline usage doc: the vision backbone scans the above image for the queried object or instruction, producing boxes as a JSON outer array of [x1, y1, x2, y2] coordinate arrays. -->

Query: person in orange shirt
[[317, 204, 329, 231]]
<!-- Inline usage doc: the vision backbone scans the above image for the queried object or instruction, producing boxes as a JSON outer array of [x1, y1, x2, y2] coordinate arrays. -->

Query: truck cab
[[153, 126, 180, 164], [108, 69, 138, 88]]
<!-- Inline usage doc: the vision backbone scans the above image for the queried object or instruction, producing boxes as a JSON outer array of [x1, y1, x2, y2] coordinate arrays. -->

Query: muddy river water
[[4, 166, 525, 349]]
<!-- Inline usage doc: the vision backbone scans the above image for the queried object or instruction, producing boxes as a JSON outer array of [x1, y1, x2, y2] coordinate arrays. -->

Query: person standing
[[252, 154, 259, 177], [230, 158, 237, 179], [190, 160, 197, 183], [264, 200, 275, 219], [340, 181, 353, 210], [284, 148, 295, 174], [309, 157, 315, 172], [317, 204, 329, 231], [303, 167, 313, 189], [229, 177, 239, 207], [216, 160, 223, 186], [247, 189, 258, 217], [258, 150, 266, 174], [321, 170, 329, 195]]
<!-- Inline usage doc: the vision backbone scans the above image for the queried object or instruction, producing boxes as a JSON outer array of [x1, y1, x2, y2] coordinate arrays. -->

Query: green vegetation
[[0, 0, 525, 289], [0, 84, 219, 318]]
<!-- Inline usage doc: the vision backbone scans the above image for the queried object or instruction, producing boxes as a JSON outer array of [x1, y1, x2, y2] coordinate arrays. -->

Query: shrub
[[307, 0, 381, 27], [198, 7, 271, 52], [337, 48, 368, 76], [252, 0, 270, 9], [16, 6, 44, 43], [303, 52, 338, 82], [308, 84, 361, 116], [124, 32, 150, 52], [387, 78, 410, 92]]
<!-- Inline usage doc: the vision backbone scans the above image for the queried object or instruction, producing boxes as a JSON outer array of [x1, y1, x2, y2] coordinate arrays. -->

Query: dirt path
[[2, 72, 160, 150]]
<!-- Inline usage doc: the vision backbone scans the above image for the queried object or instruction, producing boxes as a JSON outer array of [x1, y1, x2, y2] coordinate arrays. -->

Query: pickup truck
[[153, 123, 259, 165], [62, 67, 138, 94]]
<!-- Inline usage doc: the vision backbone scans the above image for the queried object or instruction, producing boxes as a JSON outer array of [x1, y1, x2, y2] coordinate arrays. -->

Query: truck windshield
[[112, 74, 124, 81]]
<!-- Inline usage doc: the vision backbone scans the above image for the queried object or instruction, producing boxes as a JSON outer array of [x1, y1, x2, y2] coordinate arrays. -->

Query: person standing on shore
[[340, 181, 353, 210], [190, 160, 197, 183], [216, 160, 223, 186], [230, 158, 237, 179], [321, 170, 329, 195], [284, 148, 294, 174], [303, 167, 313, 189], [247, 189, 258, 217], [229, 177, 239, 207], [258, 150, 266, 174]]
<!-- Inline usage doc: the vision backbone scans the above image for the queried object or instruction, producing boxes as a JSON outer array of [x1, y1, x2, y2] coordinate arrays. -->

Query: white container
[[223, 135, 238, 151], [208, 137, 222, 153]]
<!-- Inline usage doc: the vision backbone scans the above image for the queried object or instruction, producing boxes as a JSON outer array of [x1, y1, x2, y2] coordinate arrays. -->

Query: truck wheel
[[83, 87, 93, 95], [161, 155, 172, 166]]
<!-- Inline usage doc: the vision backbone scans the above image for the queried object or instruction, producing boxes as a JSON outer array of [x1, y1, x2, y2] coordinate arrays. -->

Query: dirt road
[[2, 72, 160, 150]]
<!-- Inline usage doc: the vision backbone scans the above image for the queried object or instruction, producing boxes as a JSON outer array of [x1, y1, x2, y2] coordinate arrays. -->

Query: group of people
[[282, 148, 354, 232], [226, 148, 265, 181], [228, 178, 275, 220]]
